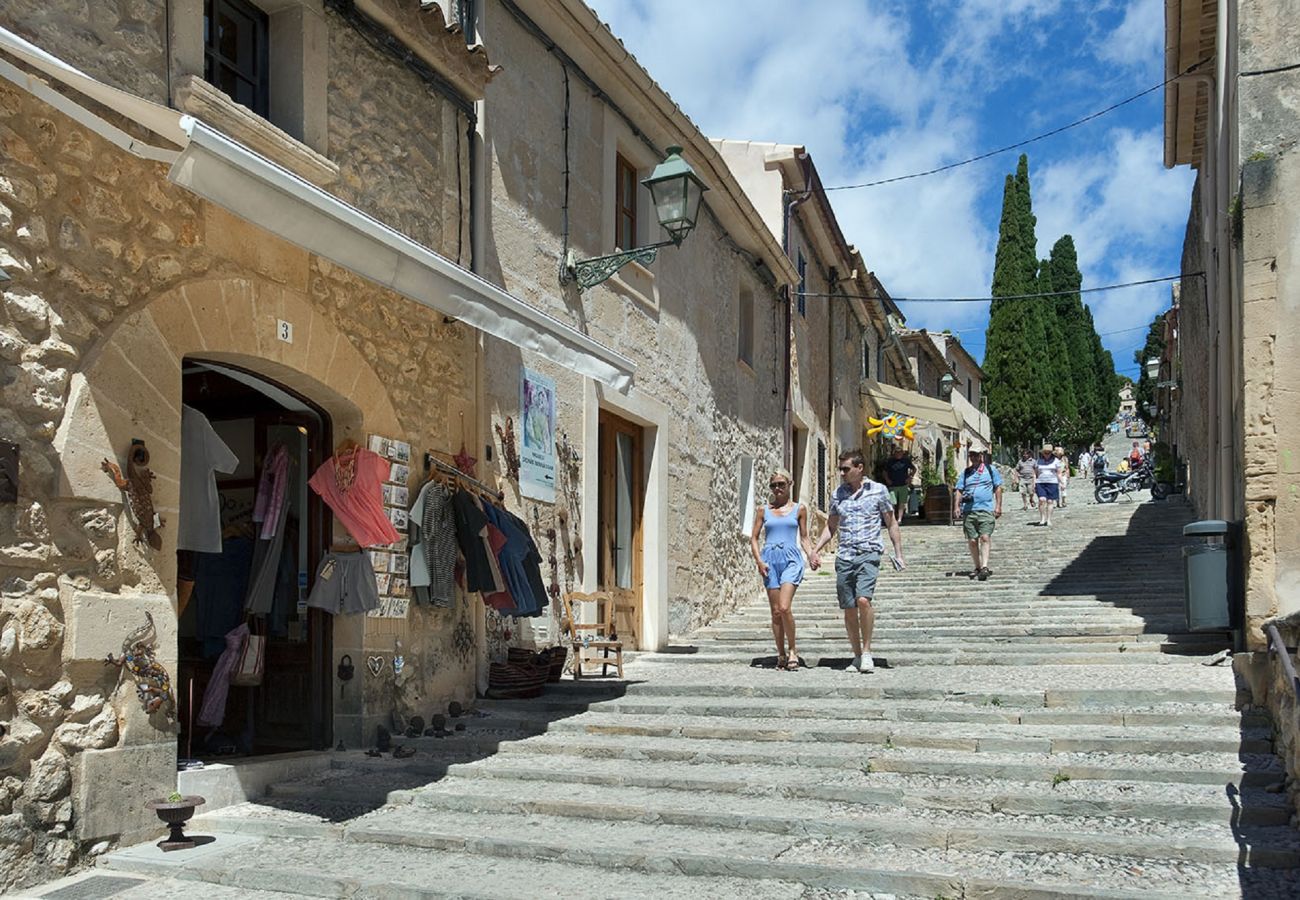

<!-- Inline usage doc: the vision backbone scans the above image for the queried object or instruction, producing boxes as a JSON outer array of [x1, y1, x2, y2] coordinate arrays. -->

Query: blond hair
[[769, 468, 793, 487]]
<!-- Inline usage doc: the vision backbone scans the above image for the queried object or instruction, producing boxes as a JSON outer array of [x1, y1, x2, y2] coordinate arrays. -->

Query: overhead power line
[[820, 59, 1213, 192], [796, 272, 1201, 304]]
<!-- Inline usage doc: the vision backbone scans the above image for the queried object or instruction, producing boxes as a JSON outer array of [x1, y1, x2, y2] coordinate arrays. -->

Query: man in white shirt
[[1078, 449, 1092, 484]]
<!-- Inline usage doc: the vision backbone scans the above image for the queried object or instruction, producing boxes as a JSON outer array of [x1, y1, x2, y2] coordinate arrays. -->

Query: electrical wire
[[820, 59, 1214, 192], [795, 273, 1201, 303]]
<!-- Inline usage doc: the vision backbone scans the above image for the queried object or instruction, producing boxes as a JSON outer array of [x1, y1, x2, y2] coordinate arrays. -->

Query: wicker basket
[[539, 646, 567, 682], [486, 660, 549, 699]]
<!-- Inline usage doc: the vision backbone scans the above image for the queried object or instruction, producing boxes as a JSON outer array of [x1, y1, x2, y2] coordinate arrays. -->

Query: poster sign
[[519, 368, 557, 503]]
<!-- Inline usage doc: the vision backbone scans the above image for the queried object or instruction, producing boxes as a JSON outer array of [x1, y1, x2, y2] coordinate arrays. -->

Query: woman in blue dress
[[749, 469, 813, 671]]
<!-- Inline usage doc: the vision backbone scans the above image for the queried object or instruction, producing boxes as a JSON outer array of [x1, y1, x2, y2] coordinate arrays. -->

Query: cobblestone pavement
[[22, 440, 1300, 898]]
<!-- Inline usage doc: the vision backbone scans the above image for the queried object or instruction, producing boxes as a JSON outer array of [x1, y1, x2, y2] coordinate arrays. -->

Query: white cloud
[[1096, 0, 1164, 71]]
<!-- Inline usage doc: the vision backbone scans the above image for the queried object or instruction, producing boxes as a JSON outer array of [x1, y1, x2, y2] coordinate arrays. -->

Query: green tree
[[1037, 251, 1080, 443], [1133, 313, 1166, 426], [983, 155, 1053, 444]]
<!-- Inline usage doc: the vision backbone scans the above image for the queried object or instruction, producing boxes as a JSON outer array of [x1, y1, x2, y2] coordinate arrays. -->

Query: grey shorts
[[307, 551, 380, 615], [836, 550, 882, 609]]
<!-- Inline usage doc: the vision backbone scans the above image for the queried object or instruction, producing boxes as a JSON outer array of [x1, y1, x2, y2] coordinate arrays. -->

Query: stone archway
[[53, 274, 402, 590]]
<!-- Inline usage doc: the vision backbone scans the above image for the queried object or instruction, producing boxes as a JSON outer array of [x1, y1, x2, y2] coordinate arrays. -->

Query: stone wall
[[0, 35, 474, 885], [478, 1, 786, 641], [0, 1, 169, 104]]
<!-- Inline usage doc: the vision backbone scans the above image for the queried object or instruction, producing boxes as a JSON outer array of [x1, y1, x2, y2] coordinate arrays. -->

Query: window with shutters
[[796, 251, 807, 317], [738, 287, 754, 368], [615, 154, 639, 251], [816, 439, 827, 510]]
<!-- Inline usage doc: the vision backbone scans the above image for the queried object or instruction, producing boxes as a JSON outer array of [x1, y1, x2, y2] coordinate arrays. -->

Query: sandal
[[786, 652, 800, 671], [776, 653, 788, 670]]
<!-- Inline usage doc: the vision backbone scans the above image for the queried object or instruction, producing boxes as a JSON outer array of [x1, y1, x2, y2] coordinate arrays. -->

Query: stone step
[[337, 805, 1273, 898], [469, 710, 1271, 755], [425, 753, 1294, 827], [534, 676, 1240, 707], [98, 832, 806, 900], [483, 732, 1285, 787], [384, 775, 1300, 867], [626, 649, 1214, 666], [478, 695, 1263, 728]]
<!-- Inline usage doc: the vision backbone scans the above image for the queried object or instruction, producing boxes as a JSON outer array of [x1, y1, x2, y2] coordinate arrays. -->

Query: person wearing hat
[[1032, 444, 1064, 526], [952, 448, 1002, 580]]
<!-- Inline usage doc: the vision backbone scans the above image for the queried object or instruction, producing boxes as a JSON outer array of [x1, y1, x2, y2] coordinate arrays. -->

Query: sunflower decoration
[[867, 411, 916, 442]]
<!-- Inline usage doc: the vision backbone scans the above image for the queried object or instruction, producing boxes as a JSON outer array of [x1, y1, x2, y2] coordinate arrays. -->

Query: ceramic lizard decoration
[[102, 439, 164, 551], [105, 612, 176, 722]]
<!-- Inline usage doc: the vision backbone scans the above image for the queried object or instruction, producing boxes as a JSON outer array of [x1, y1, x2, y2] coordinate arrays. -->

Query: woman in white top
[[1053, 446, 1069, 508], [1033, 444, 1063, 527]]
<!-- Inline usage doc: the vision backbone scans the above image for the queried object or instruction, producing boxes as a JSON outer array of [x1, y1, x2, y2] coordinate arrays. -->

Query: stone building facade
[[0, 0, 819, 888], [1162, 0, 1300, 642]]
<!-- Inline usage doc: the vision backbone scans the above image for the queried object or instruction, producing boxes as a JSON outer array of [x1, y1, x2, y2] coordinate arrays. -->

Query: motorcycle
[[1094, 463, 1154, 503]]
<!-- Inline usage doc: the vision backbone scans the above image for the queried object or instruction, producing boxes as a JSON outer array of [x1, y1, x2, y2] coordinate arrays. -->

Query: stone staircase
[[26, 496, 1300, 899]]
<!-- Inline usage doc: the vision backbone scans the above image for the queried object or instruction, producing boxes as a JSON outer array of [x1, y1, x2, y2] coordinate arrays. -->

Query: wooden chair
[[560, 590, 624, 679]]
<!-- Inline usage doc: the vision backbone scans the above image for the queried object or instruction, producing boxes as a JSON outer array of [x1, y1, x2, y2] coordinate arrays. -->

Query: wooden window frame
[[796, 252, 807, 317], [204, 0, 271, 119], [738, 287, 754, 367], [615, 153, 639, 251]]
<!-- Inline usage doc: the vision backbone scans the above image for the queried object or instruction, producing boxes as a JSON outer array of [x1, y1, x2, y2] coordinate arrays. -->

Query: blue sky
[[585, 0, 1193, 380]]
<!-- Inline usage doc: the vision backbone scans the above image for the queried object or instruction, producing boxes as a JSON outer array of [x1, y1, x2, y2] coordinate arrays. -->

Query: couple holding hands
[[749, 449, 905, 674]]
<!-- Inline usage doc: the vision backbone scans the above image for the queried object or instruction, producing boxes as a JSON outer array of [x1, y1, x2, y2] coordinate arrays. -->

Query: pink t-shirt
[[308, 448, 400, 548]]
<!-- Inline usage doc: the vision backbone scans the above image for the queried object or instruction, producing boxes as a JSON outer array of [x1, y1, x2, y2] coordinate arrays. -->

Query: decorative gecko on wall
[[105, 611, 176, 722], [101, 439, 164, 551]]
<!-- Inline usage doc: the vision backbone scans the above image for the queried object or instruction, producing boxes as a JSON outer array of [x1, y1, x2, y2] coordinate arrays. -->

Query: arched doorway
[[176, 358, 333, 757]]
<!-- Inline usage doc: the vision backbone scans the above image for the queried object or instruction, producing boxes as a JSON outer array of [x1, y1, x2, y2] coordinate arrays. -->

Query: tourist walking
[[1078, 448, 1092, 484], [1054, 446, 1069, 508], [749, 469, 812, 671], [882, 446, 916, 521], [810, 449, 905, 673], [953, 448, 1002, 581], [1033, 444, 1063, 526], [1015, 449, 1037, 512]]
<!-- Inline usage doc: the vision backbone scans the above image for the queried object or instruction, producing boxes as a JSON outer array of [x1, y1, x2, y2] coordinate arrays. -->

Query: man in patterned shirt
[[810, 448, 905, 673]]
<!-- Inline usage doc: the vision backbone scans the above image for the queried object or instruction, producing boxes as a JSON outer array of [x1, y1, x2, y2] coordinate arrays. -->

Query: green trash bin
[[1183, 520, 1230, 631]]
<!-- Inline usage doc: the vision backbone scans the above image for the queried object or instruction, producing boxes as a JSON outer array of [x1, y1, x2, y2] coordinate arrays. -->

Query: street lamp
[[939, 372, 956, 399], [1144, 357, 1160, 380], [563, 146, 709, 291]]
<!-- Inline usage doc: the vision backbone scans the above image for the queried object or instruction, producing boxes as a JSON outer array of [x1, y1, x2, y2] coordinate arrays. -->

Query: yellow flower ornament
[[867, 412, 916, 441]]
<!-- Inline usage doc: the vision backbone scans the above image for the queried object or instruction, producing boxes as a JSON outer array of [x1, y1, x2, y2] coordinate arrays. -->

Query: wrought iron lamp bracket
[[563, 239, 677, 291]]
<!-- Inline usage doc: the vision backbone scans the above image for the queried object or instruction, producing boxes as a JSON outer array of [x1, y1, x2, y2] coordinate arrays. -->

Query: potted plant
[[145, 791, 205, 851]]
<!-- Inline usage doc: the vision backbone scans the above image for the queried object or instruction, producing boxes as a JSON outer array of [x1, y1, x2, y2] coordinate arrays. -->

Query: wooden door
[[597, 411, 644, 648]]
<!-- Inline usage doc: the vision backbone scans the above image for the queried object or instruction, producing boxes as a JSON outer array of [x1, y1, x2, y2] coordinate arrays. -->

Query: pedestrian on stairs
[[1033, 444, 1063, 527], [809, 449, 905, 674], [1015, 450, 1036, 512], [750, 468, 812, 671], [953, 448, 1002, 581]]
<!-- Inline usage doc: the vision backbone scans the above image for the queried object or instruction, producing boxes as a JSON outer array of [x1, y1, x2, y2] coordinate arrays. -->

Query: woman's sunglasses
[[769, 481, 788, 489]]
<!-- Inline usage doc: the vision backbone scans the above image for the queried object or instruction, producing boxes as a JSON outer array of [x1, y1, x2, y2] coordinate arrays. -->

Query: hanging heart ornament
[[366, 655, 386, 676]]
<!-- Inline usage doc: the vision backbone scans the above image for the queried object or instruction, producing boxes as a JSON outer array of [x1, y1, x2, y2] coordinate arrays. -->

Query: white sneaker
[[845, 656, 862, 672], [860, 654, 876, 674]]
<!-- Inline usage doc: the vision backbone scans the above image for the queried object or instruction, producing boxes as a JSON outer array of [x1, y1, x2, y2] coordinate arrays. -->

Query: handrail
[[1265, 623, 1300, 701]]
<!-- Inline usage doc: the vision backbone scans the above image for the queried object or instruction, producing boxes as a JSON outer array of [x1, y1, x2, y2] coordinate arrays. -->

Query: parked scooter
[[1094, 462, 1154, 504]]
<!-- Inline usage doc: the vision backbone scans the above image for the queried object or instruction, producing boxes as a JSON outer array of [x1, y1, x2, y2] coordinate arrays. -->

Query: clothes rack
[[424, 452, 505, 502]]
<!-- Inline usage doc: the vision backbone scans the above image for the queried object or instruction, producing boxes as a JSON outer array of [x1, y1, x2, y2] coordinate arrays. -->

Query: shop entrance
[[597, 410, 644, 647], [176, 359, 332, 758]]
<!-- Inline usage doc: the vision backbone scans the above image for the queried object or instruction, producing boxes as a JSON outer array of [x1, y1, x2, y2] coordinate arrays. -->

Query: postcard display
[[366, 435, 412, 618]]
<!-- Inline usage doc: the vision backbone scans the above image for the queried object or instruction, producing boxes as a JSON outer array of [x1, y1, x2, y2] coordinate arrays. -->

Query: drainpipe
[[781, 150, 813, 471]]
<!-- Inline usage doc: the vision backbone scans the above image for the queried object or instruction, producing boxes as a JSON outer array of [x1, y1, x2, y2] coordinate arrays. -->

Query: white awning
[[860, 379, 962, 432], [0, 28, 635, 391]]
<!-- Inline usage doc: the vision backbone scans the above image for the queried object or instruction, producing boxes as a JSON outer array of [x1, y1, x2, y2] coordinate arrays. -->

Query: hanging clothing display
[[194, 537, 253, 658], [409, 480, 457, 608], [308, 446, 399, 547], [451, 488, 497, 593], [197, 622, 249, 727], [177, 405, 239, 553], [245, 444, 293, 616], [305, 550, 380, 615]]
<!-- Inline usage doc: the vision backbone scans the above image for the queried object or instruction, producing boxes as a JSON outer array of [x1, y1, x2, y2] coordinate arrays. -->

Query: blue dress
[[760, 503, 806, 589]]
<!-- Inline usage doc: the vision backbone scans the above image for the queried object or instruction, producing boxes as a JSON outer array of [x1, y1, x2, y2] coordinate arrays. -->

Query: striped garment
[[829, 480, 895, 559]]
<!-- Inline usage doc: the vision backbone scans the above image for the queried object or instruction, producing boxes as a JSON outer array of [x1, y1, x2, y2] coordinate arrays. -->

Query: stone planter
[[145, 795, 205, 851]]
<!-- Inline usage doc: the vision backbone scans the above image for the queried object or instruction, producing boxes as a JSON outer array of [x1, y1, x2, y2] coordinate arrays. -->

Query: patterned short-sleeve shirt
[[829, 480, 894, 558]]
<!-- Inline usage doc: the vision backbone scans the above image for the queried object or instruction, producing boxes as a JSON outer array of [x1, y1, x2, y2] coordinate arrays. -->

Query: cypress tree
[[1042, 236, 1096, 446], [1038, 251, 1080, 444], [1133, 313, 1167, 426], [984, 155, 1052, 444]]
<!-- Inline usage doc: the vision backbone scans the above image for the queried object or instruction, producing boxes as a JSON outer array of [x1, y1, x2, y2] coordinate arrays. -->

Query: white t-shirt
[[1033, 456, 1063, 485], [177, 405, 239, 552]]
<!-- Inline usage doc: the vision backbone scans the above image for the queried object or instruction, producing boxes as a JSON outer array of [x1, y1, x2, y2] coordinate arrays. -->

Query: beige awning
[[860, 380, 961, 432]]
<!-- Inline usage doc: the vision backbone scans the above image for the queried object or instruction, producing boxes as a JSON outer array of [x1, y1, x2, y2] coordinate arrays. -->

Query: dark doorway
[[177, 359, 332, 758]]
